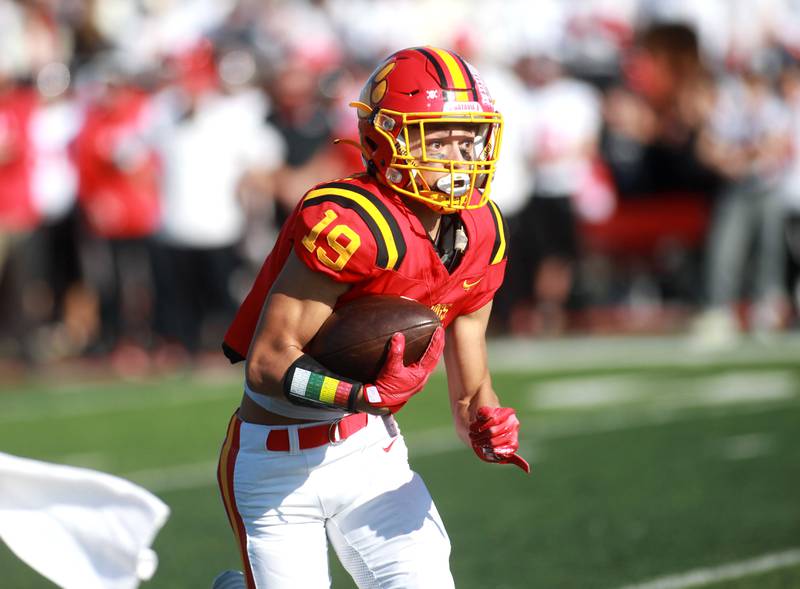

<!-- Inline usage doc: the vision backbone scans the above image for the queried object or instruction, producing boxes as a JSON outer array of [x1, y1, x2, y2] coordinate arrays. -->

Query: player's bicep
[[245, 252, 349, 396]]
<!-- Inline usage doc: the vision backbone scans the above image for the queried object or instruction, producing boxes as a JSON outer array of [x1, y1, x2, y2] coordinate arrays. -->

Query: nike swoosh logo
[[462, 278, 483, 290], [383, 438, 398, 452]]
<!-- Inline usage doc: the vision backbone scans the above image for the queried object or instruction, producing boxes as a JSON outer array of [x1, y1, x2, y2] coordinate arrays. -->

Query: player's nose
[[450, 141, 468, 161], [442, 142, 469, 170]]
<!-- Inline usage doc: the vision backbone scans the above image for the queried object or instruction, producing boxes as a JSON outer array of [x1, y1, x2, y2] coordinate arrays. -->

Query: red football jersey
[[223, 173, 508, 363], [0, 88, 39, 232], [73, 87, 161, 239]]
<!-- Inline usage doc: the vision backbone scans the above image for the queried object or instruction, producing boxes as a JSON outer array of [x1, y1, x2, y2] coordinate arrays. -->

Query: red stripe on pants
[[217, 413, 257, 589]]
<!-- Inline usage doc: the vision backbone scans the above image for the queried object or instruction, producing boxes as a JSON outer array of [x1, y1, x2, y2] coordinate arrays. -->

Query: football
[[306, 295, 441, 383]]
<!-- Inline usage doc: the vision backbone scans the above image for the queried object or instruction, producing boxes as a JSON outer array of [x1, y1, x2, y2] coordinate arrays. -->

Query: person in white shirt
[[152, 43, 285, 355], [507, 53, 602, 335]]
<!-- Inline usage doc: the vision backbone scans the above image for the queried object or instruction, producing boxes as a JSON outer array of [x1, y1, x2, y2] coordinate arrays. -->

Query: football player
[[215, 47, 528, 589]]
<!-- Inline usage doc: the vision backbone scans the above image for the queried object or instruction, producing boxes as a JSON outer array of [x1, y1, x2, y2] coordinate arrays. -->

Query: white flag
[[0, 452, 170, 589]]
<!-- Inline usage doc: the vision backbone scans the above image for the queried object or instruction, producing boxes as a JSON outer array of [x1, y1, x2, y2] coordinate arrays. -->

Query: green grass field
[[1, 335, 799, 588]]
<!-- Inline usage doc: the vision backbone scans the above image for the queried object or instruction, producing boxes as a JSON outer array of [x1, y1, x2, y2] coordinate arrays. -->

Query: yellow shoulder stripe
[[488, 199, 507, 265], [304, 186, 402, 270]]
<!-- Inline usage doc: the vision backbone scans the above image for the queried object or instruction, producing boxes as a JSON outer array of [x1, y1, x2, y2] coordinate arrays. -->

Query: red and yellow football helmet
[[352, 47, 503, 212]]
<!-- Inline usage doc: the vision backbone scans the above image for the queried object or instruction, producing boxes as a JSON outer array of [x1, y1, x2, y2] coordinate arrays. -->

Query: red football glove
[[362, 327, 445, 409], [469, 406, 530, 473]]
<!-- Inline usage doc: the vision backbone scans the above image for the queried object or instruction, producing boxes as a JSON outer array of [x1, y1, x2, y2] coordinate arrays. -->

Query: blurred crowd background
[[2, 0, 800, 377]]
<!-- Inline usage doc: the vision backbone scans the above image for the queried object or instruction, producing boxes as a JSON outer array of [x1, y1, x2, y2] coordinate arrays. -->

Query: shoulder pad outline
[[486, 199, 508, 265]]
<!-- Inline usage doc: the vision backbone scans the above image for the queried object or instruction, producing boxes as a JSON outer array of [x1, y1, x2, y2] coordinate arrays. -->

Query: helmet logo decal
[[426, 89, 439, 100], [371, 80, 388, 105], [375, 61, 396, 82], [369, 61, 395, 107]]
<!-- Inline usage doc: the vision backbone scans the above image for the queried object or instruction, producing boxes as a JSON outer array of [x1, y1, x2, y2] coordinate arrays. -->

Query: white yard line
[[487, 333, 800, 373], [616, 548, 800, 589], [528, 371, 797, 411]]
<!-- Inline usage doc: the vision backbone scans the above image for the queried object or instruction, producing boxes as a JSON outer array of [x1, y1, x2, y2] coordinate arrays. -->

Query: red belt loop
[[265, 413, 368, 452]]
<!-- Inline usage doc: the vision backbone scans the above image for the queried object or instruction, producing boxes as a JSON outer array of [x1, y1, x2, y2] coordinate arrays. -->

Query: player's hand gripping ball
[[307, 295, 442, 382], [306, 295, 444, 409], [362, 326, 444, 410], [469, 406, 530, 473]]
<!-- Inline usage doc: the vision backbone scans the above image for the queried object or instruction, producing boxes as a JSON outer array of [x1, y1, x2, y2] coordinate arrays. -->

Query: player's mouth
[[435, 173, 470, 196]]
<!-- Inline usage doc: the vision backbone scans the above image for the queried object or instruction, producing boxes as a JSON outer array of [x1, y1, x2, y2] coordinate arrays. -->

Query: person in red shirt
[[0, 73, 41, 363], [72, 67, 160, 358], [215, 47, 527, 589], [0, 76, 39, 233]]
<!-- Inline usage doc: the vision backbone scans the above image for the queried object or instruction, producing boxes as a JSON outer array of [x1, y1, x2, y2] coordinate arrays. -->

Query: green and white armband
[[282, 355, 362, 412]]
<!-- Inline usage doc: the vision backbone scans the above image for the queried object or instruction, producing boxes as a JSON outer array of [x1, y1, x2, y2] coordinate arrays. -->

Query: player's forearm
[[444, 312, 497, 444], [452, 398, 473, 445], [244, 259, 347, 398], [451, 383, 499, 444], [245, 337, 305, 398]]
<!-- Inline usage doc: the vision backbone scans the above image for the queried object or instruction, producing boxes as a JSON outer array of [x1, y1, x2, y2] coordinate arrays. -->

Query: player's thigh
[[225, 424, 332, 588], [233, 458, 331, 588], [246, 517, 330, 589], [326, 439, 454, 589]]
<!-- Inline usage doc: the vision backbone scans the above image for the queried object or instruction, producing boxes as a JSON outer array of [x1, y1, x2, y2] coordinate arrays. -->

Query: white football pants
[[217, 413, 455, 589]]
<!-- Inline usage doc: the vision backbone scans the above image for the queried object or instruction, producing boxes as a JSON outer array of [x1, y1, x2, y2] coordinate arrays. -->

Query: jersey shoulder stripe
[[302, 181, 407, 271], [486, 199, 508, 265]]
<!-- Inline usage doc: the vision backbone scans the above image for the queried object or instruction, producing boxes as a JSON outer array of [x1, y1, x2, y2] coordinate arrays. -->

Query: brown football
[[306, 295, 441, 383]]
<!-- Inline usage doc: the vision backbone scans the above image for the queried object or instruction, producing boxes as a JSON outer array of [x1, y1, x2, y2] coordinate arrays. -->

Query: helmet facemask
[[373, 110, 503, 212], [350, 47, 504, 211]]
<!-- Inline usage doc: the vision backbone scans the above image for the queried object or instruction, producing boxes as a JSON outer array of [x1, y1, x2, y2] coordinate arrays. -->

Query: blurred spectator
[[72, 56, 161, 365], [0, 0, 67, 79], [28, 61, 84, 360], [503, 53, 604, 335], [31, 63, 80, 232], [0, 69, 42, 362], [779, 61, 800, 321], [692, 54, 793, 346], [265, 53, 349, 220], [602, 22, 720, 197], [151, 41, 284, 360], [591, 22, 721, 319], [62, 0, 111, 70]]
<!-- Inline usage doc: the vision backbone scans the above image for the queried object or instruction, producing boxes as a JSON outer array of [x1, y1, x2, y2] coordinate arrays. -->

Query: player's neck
[[403, 198, 442, 241]]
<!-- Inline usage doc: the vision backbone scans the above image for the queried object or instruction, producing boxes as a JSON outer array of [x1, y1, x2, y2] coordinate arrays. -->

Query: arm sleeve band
[[282, 354, 362, 412]]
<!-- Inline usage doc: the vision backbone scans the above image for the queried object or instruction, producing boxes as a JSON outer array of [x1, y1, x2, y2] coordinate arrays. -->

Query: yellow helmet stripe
[[431, 48, 471, 101], [303, 185, 405, 270]]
